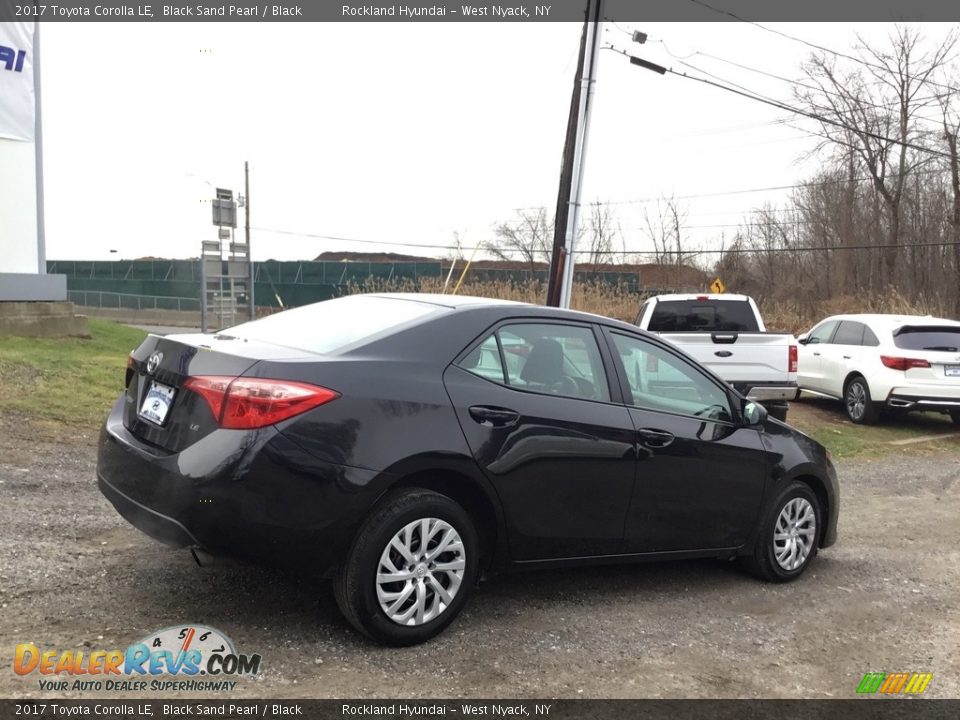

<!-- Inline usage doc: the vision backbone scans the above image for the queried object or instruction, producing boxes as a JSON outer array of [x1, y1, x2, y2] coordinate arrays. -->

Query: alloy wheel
[[773, 498, 816, 571], [846, 381, 866, 421], [376, 518, 466, 626]]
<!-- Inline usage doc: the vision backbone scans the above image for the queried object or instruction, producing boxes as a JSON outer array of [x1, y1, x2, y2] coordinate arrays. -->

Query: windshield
[[649, 300, 760, 332]]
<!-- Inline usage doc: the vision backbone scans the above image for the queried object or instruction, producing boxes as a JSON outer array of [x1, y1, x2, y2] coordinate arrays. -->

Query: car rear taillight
[[788, 345, 798, 373], [183, 376, 339, 429], [880, 356, 931, 371]]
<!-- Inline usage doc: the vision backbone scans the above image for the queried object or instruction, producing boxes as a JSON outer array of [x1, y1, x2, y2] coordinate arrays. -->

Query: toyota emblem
[[146, 351, 163, 375]]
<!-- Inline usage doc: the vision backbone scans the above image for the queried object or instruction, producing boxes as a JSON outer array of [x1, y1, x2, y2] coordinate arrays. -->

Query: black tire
[[742, 481, 822, 583], [843, 375, 880, 424], [950, 410, 960, 426], [334, 488, 478, 646]]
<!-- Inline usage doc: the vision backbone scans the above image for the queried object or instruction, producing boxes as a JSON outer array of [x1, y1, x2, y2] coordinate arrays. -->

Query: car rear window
[[648, 300, 759, 332], [222, 295, 445, 354], [893, 326, 960, 352]]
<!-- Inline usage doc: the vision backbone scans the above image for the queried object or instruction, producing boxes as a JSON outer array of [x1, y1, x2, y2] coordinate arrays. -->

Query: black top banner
[[1, 700, 960, 720], [1, 0, 960, 22]]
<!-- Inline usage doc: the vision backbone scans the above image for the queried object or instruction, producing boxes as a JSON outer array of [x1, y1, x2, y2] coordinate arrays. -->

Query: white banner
[[0, 21, 35, 142]]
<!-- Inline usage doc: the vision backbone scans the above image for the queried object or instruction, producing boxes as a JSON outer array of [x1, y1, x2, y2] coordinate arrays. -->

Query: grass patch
[[788, 397, 959, 458], [0, 319, 147, 428]]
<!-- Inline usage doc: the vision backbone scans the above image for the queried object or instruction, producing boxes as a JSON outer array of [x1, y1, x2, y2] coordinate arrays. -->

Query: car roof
[[364, 292, 646, 333], [651, 293, 752, 302], [369, 293, 528, 309], [818, 313, 960, 330]]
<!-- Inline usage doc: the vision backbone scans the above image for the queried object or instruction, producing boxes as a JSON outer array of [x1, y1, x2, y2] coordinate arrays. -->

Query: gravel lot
[[0, 413, 958, 700]]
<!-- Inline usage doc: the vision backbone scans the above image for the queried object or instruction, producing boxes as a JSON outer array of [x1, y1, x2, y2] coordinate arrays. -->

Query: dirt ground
[[0, 407, 958, 700]]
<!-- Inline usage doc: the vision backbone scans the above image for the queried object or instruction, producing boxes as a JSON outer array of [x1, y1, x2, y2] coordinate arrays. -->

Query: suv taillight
[[184, 376, 339, 429], [880, 356, 931, 371], [788, 345, 798, 373]]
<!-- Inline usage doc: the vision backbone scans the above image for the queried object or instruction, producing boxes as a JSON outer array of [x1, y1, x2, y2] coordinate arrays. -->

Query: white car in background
[[797, 314, 960, 424]]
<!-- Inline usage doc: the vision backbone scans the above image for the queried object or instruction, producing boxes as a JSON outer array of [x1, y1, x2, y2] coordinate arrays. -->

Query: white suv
[[797, 313, 960, 424]]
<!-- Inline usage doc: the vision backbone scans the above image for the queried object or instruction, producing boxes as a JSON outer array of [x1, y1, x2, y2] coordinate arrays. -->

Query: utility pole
[[245, 160, 254, 320], [34, 21, 46, 275], [546, 0, 604, 308]]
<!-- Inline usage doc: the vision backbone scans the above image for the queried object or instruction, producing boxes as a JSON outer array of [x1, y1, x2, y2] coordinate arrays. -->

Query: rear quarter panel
[[251, 308, 513, 568]]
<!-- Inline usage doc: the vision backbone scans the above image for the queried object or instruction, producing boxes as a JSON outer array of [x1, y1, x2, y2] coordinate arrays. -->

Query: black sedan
[[98, 293, 838, 645]]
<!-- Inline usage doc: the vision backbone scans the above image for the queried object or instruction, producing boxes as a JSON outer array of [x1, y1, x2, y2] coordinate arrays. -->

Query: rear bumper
[[886, 389, 960, 410], [96, 397, 384, 576], [737, 383, 798, 402], [99, 474, 198, 547]]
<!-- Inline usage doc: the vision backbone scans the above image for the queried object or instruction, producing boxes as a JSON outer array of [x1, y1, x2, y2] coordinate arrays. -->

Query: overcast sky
[[38, 21, 958, 264]]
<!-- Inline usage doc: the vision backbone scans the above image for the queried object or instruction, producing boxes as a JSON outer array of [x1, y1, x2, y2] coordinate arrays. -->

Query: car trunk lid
[[124, 333, 317, 452]]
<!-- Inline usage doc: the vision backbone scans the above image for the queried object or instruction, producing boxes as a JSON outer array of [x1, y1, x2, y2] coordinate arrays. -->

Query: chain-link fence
[[68, 290, 201, 313]]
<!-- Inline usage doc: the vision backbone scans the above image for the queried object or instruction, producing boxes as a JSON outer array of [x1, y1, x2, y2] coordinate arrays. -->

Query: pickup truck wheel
[[950, 410, 960, 425], [844, 376, 879, 424]]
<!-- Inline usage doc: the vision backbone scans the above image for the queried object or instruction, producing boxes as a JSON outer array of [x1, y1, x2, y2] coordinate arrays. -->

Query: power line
[[577, 240, 960, 256], [252, 227, 458, 251], [687, 0, 960, 96], [515, 162, 954, 213], [511, 178, 873, 213], [606, 44, 955, 160], [252, 225, 960, 259], [666, 56, 953, 157], [659, 116, 794, 139], [683, 50, 951, 129], [604, 19, 634, 39]]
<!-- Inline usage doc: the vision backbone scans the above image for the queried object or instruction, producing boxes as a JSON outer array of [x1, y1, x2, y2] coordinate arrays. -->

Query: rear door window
[[458, 323, 611, 402], [457, 334, 506, 383], [648, 300, 759, 332], [893, 326, 960, 352]]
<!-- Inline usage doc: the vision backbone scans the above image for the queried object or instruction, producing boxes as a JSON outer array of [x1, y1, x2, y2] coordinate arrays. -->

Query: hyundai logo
[[146, 352, 163, 375], [0, 46, 26, 73]]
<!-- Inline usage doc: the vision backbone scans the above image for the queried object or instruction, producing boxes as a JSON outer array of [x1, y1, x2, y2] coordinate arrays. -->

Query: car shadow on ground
[[120, 547, 839, 646]]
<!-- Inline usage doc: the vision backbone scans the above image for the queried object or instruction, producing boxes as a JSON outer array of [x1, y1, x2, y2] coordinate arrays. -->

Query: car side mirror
[[742, 400, 768, 426], [797, 333, 809, 345]]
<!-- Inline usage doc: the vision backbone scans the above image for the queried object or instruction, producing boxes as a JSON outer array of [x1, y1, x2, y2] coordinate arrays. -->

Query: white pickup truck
[[634, 294, 798, 421]]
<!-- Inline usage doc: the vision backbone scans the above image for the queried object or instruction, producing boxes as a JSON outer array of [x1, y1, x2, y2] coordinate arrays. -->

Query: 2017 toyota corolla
[[97, 294, 838, 645]]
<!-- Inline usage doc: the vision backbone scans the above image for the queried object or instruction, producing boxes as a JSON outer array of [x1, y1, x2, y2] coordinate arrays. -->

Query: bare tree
[[937, 72, 960, 313], [485, 208, 553, 272], [583, 201, 619, 266], [796, 26, 957, 287], [641, 196, 688, 267]]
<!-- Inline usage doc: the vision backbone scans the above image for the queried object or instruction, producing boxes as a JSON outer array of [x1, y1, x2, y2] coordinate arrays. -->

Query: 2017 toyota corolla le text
[[97, 294, 839, 645]]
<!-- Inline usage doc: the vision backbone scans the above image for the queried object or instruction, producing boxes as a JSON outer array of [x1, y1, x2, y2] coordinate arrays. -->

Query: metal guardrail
[[68, 290, 200, 313]]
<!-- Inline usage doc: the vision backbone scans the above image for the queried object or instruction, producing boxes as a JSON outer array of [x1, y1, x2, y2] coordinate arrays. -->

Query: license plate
[[946, 365, 960, 377], [139, 381, 176, 425]]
